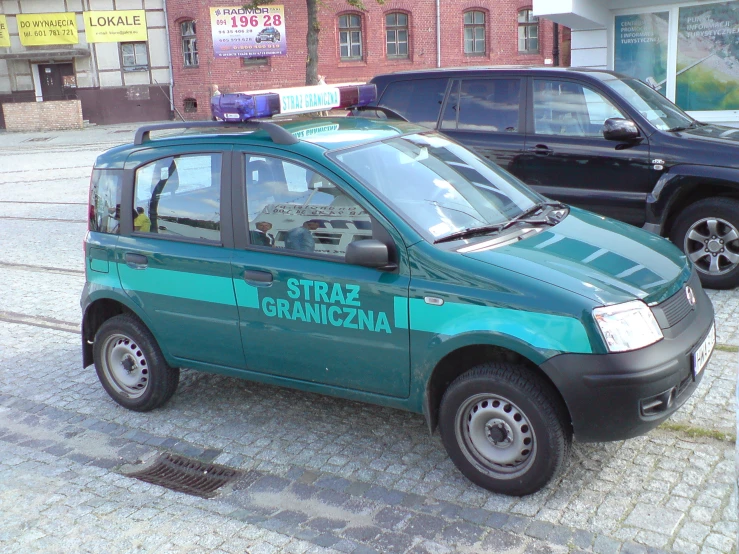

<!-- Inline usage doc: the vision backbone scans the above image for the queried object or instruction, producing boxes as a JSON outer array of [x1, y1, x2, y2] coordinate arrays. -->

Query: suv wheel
[[670, 197, 739, 289], [438, 363, 571, 496], [93, 314, 180, 411]]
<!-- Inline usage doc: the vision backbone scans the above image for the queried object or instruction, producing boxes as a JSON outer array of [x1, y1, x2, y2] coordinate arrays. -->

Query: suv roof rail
[[133, 121, 299, 146]]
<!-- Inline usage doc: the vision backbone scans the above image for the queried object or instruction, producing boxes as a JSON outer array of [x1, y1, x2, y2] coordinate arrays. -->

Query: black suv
[[369, 67, 739, 289]]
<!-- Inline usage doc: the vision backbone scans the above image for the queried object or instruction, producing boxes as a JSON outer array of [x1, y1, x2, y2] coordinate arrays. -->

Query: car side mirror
[[345, 239, 396, 270], [603, 118, 641, 141]]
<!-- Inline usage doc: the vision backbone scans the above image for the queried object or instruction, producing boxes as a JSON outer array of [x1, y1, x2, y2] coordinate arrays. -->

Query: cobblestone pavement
[[0, 126, 736, 553]]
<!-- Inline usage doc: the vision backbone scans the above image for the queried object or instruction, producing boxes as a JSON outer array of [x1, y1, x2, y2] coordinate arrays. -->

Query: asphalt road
[[0, 124, 736, 554]]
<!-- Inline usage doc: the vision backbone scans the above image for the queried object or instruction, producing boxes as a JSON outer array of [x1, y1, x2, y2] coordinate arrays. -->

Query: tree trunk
[[305, 0, 319, 85]]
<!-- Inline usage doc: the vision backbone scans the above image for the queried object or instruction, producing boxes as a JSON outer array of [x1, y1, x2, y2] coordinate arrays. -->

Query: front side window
[[332, 133, 542, 242], [441, 79, 522, 132], [121, 42, 148, 71], [464, 11, 486, 55], [533, 79, 625, 136], [603, 77, 693, 131], [181, 20, 198, 67], [518, 9, 539, 53], [245, 155, 372, 258], [134, 154, 222, 241], [89, 170, 123, 234], [339, 14, 362, 60], [386, 12, 409, 58]]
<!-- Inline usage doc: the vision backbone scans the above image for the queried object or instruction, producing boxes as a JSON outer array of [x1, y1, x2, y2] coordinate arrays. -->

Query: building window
[[339, 14, 362, 60], [181, 20, 198, 67], [386, 13, 409, 59], [242, 57, 269, 67], [518, 9, 539, 53], [184, 98, 197, 113], [464, 11, 486, 55], [121, 42, 148, 71]]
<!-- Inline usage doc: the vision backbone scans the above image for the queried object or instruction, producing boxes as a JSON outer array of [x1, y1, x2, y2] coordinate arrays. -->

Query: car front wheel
[[438, 363, 571, 496], [670, 197, 739, 289], [93, 314, 180, 411]]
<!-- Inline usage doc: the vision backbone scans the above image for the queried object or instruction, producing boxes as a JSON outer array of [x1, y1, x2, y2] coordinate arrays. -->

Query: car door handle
[[527, 144, 552, 155], [125, 253, 148, 269], [243, 269, 273, 285]]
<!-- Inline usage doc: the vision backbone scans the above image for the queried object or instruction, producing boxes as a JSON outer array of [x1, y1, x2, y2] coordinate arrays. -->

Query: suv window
[[441, 78, 521, 133], [533, 79, 625, 137], [89, 169, 123, 234], [244, 155, 372, 257], [134, 153, 222, 241], [378, 78, 448, 127]]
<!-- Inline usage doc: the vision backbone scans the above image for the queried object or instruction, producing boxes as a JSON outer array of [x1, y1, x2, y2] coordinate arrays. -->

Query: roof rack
[[133, 121, 299, 146]]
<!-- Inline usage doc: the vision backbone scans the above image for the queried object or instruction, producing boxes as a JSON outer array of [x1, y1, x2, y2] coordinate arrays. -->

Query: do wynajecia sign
[[211, 5, 287, 58], [0, 15, 11, 47], [83, 10, 147, 43], [17, 13, 78, 46]]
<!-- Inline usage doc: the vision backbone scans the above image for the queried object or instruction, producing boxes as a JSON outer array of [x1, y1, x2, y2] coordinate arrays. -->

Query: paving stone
[[624, 504, 685, 535]]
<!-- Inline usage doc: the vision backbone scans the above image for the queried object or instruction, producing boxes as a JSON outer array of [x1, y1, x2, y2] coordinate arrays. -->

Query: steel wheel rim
[[455, 393, 537, 479], [100, 333, 149, 399], [684, 217, 739, 276]]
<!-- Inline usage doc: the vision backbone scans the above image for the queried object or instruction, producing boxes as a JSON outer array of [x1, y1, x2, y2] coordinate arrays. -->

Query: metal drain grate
[[129, 453, 239, 498], [24, 136, 55, 142]]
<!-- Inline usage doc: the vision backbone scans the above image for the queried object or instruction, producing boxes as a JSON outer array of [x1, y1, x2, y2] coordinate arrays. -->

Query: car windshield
[[604, 78, 694, 131], [331, 132, 543, 241]]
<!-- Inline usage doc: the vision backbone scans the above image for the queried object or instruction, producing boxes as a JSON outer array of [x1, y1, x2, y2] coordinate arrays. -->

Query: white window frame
[[610, 1, 739, 124]]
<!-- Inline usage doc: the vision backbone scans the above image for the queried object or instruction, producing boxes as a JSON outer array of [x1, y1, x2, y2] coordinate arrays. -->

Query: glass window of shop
[[614, 1, 739, 122]]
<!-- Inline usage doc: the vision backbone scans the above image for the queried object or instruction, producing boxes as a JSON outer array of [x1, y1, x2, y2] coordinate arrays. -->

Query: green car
[[81, 86, 714, 496]]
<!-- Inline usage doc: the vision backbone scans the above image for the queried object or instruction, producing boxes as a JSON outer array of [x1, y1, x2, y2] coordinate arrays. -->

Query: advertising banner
[[84, 10, 147, 43], [614, 12, 669, 95], [0, 15, 10, 47], [17, 13, 78, 46], [210, 5, 286, 58], [677, 2, 739, 111]]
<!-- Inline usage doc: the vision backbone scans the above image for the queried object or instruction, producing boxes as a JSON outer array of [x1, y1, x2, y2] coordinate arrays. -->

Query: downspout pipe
[[162, 0, 175, 116], [553, 22, 560, 66], [436, 0, 441, 67]]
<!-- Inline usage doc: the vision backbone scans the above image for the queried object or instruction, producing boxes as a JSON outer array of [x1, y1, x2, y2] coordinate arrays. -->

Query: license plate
[[224, 113, 241, 120], [692, 322, 715, 378]]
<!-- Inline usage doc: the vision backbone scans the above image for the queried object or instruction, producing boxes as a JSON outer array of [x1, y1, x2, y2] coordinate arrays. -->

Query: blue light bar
[[211, 83, 377, 122]]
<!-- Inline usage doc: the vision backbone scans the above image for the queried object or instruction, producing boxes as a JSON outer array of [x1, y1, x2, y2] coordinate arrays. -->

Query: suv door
[[230, 149, 411, 398], [521, 78, 652, 226], [118, 147, 246, 369], [438, 77, 526, 174]]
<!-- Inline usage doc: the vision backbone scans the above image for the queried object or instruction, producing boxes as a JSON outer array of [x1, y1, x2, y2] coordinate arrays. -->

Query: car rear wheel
[[670, 197, 739, 289], [93, 314, 179, 411], [438, 363, 571, 496]]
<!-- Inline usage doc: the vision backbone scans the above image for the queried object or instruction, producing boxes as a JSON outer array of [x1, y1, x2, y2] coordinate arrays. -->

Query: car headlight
[[593, 300, 663, 353]]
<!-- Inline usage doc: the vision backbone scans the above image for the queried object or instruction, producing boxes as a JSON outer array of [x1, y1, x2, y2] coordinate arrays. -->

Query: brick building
[[0, 0, 173, 129], [166, 0, 570, 120]]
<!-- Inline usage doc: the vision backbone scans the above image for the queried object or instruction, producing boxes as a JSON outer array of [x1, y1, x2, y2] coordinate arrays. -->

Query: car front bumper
[[540, 277, 714, 442]]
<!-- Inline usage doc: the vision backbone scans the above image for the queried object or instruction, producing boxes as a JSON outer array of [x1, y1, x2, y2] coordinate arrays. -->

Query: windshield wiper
[[433, 201, 565, 244], [666, 121, 699, 132]]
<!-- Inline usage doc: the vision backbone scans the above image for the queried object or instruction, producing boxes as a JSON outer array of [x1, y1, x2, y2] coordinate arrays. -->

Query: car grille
[[651, 272, 699, 329]]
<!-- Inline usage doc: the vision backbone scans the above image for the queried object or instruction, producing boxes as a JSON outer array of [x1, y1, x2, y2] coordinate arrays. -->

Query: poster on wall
[[677, 2, 739, 111], [0, 15, 11, 47], [83, 10, 148, 43], [16, 13, 78, 46], [614, 12, 669, 95], [210, 5, 286, 58]]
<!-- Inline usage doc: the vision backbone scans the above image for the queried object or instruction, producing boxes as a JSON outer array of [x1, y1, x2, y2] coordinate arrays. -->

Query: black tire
[[256, 37, 261, 43], [669, 197, 739, 289], [93, 314, 180, 412], [438, 363, 571, 496]]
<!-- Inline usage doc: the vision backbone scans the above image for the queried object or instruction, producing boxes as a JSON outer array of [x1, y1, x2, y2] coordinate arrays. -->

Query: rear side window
[[441, 78, 522, 133], [378, 78, 448, 127], [89, 169, 123, 234], [134, 153, 222, 242]]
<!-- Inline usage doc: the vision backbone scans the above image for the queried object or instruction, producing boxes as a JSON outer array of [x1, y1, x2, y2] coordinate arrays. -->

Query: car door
[[118, 146, 246, 369], [230, 148, 411, 398], [520, 78, 652, 226], [438, 77, 527, 175]]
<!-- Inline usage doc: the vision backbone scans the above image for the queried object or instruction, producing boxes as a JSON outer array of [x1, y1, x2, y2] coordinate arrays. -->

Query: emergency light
[[211, 83, 377, 122]]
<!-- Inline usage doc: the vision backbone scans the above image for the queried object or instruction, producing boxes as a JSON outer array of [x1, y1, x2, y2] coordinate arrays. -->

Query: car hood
[[666, 124, 739, 168], [462, 208, 691, 306]]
